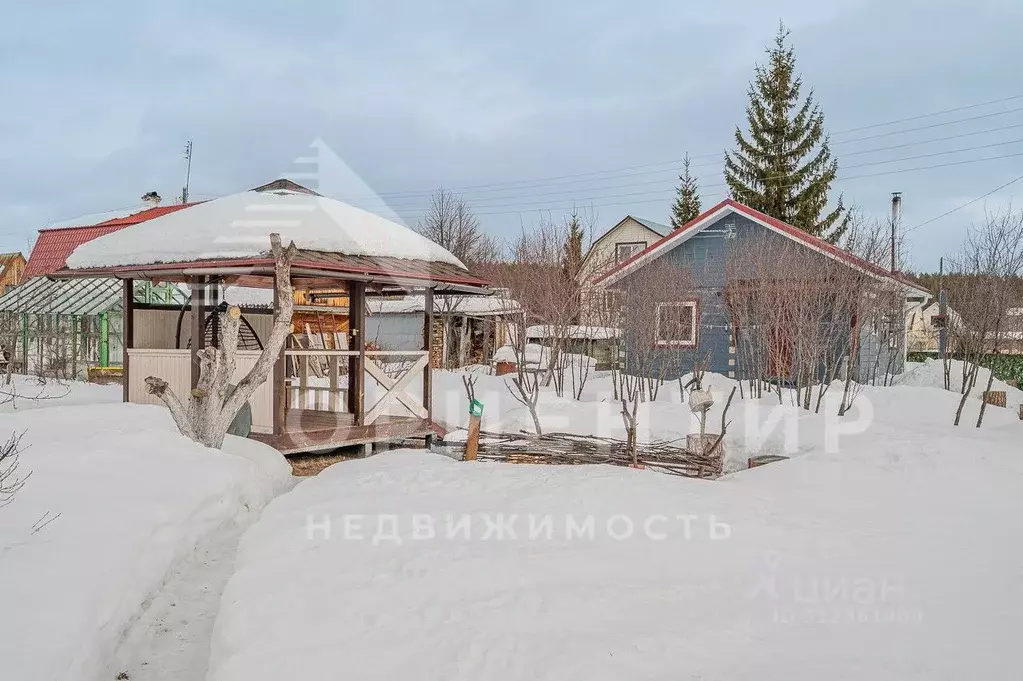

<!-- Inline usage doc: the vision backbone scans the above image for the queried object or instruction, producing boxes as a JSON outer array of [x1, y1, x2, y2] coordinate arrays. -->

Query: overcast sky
[[2, 0, 1022, 271]]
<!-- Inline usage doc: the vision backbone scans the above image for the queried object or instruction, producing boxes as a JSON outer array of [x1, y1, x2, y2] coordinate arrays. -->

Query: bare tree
[[492, 215, 583, 397], [416, 189, 500, 267], [0, 432, 27, 508], [613, 259, 698, 402], [502, 315, 543, 434], [145, 234, 297, 449], [944, 209, 1023, 426], [725, 222, 896, 415]]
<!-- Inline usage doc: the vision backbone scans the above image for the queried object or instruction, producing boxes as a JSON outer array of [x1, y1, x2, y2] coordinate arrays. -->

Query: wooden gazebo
[[55, 182, 489, 453]]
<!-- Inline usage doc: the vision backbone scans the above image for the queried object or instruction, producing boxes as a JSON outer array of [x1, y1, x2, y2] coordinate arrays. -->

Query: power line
[[831, 106, 1023, 144], [906, 172, 1023, 233], [369, 138, 1023, 211], [338, 104, 1023, 202], [395, 151, 1023, 219], [830, 93, 1023, 134]]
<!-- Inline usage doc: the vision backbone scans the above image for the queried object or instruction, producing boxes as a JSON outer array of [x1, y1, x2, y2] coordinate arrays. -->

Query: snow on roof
[[65, 190, 466, 270], [25, 204, 199, 279], [223, 285, 274, 309], [45, 207, 142, 229], [368, 295, 521, 316], [526, 325, 620, 340]]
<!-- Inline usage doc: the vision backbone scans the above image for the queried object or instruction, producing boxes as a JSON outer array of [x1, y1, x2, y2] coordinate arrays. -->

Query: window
[[655, 301, 698, 347], [615, 241, 646, 263]]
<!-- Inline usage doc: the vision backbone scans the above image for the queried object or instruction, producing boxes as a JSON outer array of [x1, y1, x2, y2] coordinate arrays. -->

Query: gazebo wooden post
[[190, 276, 206, 389], [209, 279, 220, 348], [348, 281, 366, 426], [423, 286, 434, 447], [122, 278, 134, 403], [272, 275, 288, 436]]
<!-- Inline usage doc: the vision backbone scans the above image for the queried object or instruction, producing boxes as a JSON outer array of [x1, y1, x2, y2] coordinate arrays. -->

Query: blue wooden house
[[592, 200, 931, 383]]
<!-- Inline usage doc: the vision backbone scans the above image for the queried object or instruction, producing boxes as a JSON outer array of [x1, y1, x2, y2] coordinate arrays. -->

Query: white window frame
[[615, 241, 646, 263], [654, 301, 698, 347]]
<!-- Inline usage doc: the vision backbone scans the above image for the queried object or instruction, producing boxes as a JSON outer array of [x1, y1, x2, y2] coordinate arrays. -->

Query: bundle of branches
[[468, 430, 722, 479]]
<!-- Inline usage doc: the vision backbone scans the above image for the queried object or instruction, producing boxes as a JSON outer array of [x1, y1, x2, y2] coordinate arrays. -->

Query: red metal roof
[[24, 204, 197, 279], [594, 199, 929, 294]]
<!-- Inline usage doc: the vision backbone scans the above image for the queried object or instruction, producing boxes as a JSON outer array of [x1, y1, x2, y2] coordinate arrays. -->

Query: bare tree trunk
[[146, 234, 297, 449], [953, 363, 979, 426]]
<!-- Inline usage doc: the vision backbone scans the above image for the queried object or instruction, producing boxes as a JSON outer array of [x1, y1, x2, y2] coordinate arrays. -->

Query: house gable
[[595, 199, 930, 297], [579, 215, 670, 281]]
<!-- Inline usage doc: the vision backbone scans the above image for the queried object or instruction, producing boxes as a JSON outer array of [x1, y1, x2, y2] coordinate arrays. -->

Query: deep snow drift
[[0, 401, 291, 681], [209, 413, 1022, 680], [206, 365, 1023, 680]]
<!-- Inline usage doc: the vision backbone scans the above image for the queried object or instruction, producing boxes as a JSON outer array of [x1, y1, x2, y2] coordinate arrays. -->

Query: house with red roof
[[23, 203, 196, 279], [590, 199, 931, 383], [0, 202, 197, 377]]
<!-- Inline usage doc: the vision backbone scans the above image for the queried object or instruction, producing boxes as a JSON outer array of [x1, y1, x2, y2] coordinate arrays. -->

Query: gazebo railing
[[284, 349, 430, 424]]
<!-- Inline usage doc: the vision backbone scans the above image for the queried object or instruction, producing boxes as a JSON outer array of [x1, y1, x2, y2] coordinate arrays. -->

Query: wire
[[369, 138, 1023, 211], [337, 105, 1023, 203], [362, 123, 1023, 208], [397, 151, 1023, 218], [830, 94, 1023, 134], [905, 172, 1023, 232]]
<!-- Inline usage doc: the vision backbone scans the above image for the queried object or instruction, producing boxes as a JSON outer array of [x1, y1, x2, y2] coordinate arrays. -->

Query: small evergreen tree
[[724, 23, 849, 242], [562, 210, 585, 281], [670, 153, 702, 229]]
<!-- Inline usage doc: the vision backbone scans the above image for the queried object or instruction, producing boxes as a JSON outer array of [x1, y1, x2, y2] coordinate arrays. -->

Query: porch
[[124, 293, 441, 454]]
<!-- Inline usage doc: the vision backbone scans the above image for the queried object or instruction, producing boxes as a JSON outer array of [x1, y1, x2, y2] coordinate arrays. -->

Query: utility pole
[[890, 191, 902, 273], [182, 140, 193, 204], [938, 256, 947, 356]]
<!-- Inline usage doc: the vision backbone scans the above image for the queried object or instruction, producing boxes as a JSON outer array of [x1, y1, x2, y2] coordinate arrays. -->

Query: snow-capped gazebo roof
[[59, 184, 488, 292]]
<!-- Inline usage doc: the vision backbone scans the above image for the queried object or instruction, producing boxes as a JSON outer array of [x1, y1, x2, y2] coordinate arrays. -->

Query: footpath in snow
[[0, 388, 291, 681]]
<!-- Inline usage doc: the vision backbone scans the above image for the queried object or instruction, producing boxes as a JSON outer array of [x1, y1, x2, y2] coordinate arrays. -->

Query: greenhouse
[[0, 278, 186, 379]]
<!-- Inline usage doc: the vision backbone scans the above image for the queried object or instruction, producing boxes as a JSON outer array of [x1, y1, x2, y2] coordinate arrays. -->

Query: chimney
[[141, 191, 162, 208], [890, 192, 902, 273]]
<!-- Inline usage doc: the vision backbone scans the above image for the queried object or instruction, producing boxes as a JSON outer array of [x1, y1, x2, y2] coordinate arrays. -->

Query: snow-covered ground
[[894, 357, 1023, 410], [0, 392, 291, 681], [5, 362, 1021, 680], [206, 362, 1022, 680], [0, 374, 121, 412]]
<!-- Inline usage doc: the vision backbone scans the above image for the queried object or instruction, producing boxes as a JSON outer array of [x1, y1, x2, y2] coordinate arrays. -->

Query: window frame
[[614, 241, 647, 263], [654, 300, 699, 348]]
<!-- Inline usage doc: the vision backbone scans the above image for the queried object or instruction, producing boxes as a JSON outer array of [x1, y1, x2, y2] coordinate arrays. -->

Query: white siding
[[579, 217, 664, 283], [579, 217, 665, 324], [127, 349, 273, 434]]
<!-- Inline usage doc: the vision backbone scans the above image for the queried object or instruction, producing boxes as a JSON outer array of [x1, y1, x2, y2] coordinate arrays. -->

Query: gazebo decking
[[250, 410, 435, 455]]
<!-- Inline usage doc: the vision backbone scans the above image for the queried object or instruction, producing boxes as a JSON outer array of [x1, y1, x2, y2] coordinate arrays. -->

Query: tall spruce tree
[[562, 210, 585, 281], [724, 23, 849, 242], [670, 153, 702, 229]]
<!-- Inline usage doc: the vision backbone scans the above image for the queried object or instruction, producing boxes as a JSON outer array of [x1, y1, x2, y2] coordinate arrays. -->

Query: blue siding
[[616, 213, 905, 381]]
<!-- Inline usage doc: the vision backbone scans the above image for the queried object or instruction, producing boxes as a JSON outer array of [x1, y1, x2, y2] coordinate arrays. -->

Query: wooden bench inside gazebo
[[55, 182, 490, 454]]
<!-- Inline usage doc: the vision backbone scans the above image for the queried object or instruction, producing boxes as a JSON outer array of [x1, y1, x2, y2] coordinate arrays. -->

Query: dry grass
[[288, 452, 359, 476]]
